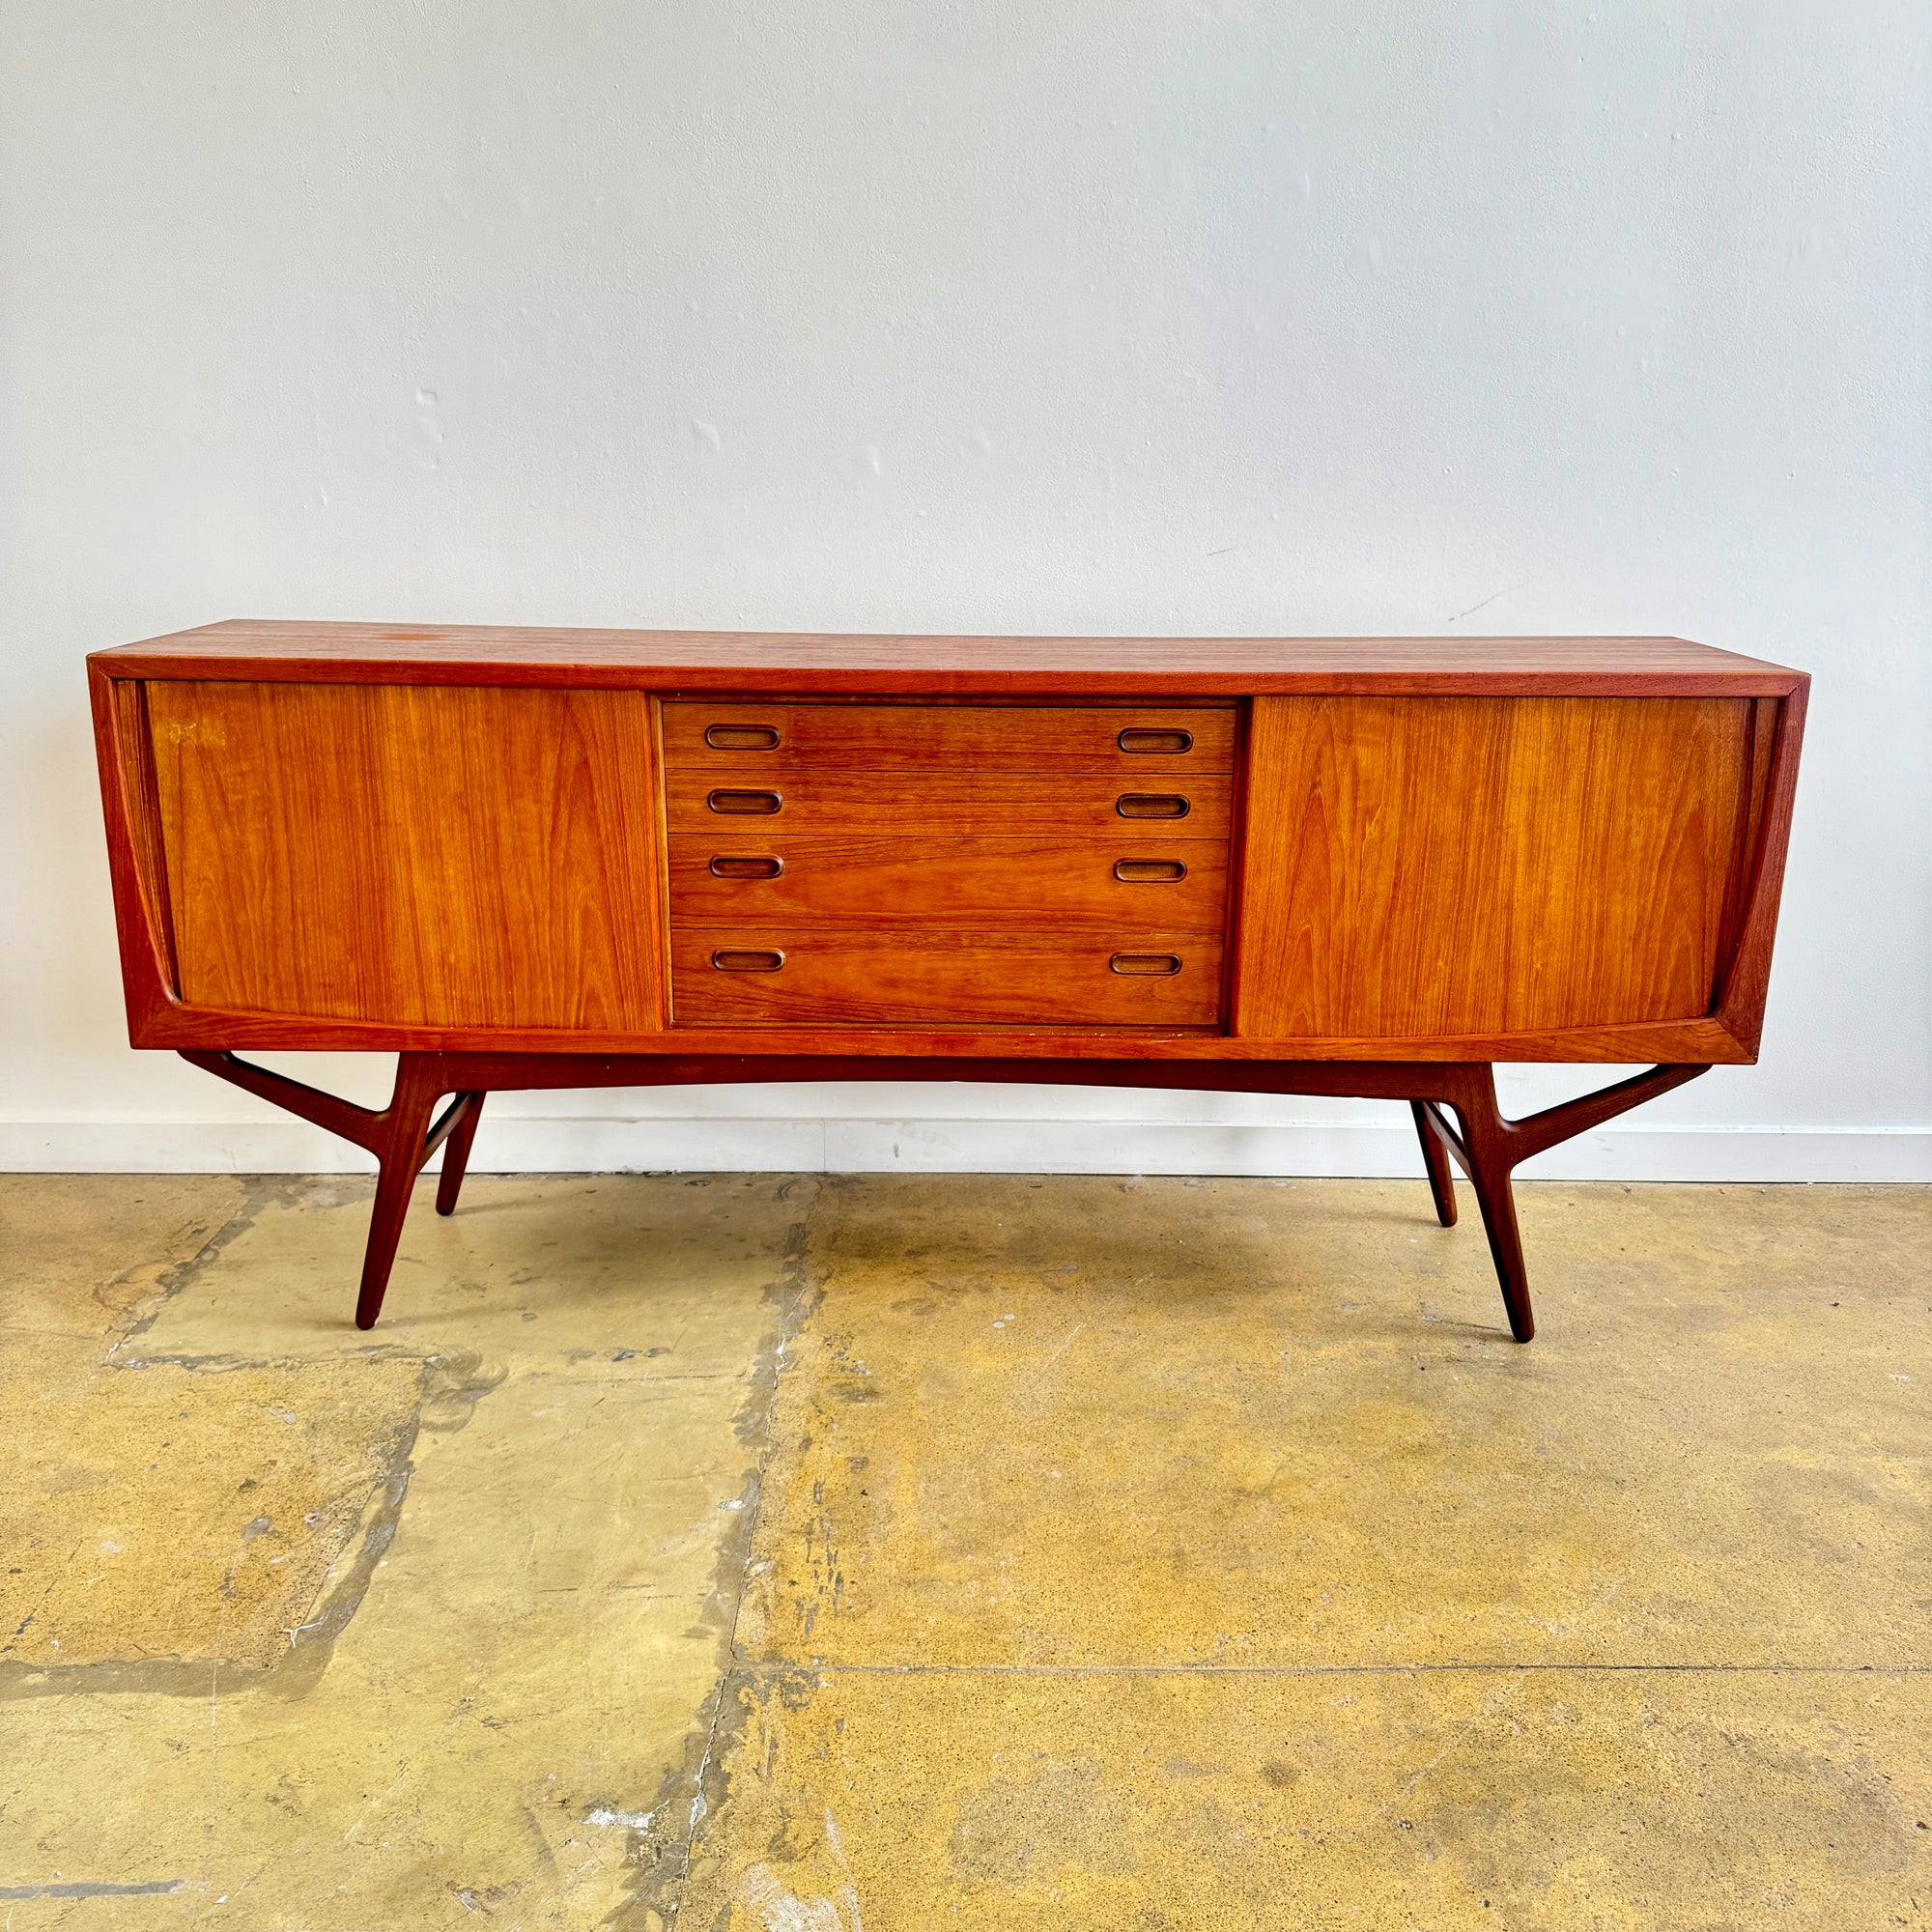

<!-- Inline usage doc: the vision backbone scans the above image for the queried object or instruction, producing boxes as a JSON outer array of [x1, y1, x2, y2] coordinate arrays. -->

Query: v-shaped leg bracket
[[179, 1048, 1708, 1340], [1412, 1064, 1710, 1342], [182, 1051, 486, 1329]]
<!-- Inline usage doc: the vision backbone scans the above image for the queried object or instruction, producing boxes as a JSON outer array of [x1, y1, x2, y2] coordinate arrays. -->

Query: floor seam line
[[730, 1661, 1932, 1678]]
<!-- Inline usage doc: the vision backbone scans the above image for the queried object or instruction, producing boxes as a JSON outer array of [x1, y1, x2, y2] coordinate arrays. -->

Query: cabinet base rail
[[180, 1049, 1709, 1341]]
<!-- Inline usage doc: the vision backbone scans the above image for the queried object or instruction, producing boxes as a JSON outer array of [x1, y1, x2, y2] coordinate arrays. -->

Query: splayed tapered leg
[[436, 1093, 487, 1216], [1410, 1099, 1458, 1228], [178, 1048, 1710, 1342], [355, 1057, 451, 1330], [1460, 1135, 1536, 1344], [1416, 1068, 1535, 1342], [1413, 1062, 1711, 1343]]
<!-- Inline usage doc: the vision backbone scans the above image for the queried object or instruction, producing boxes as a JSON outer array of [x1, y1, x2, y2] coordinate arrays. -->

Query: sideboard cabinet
[[89, 625, 1806, 1341]]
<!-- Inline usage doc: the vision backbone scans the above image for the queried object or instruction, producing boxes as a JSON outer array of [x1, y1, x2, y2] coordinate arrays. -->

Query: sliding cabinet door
[[147, 681, 665, 1030], [1235, 696, 1753, 1042]]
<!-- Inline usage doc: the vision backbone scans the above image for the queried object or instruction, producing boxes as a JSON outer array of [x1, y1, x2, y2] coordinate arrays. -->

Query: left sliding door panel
[[144, 681, 666, 1030]]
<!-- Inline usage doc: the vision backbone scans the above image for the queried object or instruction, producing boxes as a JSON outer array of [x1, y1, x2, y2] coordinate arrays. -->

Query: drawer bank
[[88, 624, 1807, 1340]]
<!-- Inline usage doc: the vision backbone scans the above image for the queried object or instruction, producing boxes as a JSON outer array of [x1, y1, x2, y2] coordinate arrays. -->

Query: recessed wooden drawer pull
[[708, 788, 782, 815], [1114, 858, 1187, 883], [1118, 728, 1193, 754], [1116, 793, 1190, 819], [1110, 952, 1182, 976], [712, 948, 785, 972], [704, 724, 781, 750], [709, 855, 784, 879]]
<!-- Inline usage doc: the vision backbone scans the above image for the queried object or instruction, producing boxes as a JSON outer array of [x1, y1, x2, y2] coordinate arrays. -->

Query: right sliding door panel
[[1235, 696, 1752, 1039]]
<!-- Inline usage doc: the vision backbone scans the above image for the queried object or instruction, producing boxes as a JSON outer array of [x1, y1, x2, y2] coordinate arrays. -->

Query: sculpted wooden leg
[[1467, 1162, 1535, 1344], [1410, 1099, 1458, 1228], [355, 1056, 452, 1331], [1418, 1062, 1711, 1344], [1456, 1090, 1537, 1346], [182, 1050, 477, 1329], [1419, 1068, 1535, 1342], [181, 1049, 1711, 1344], [435, 1093, 487, 1216]]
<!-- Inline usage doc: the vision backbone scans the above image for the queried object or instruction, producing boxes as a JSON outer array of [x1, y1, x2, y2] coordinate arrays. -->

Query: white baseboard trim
[[2, 1116, 1927, 1182]]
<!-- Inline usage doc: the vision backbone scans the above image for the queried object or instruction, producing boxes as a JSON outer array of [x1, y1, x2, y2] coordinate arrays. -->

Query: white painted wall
[[2, 2, 1926, 1180]]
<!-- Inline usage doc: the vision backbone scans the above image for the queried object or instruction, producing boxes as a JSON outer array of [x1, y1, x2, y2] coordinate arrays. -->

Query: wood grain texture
[[662, 701, 1236, 771], [148, 681, 665, 1029], [1712, 684, 1808, 1056], [106, 679, 182, 988], [664, 769, 1234, 839], [90, 646, 1804, 1065], [92, 622, 1805, 696], [668, 835, 1231, 931], [1711, 697, 1776, 994], [670, 927, 1224, 1028], [662, 699, 1238, 1027], [89, 665, 182, 1040], [123, 1003, 1750, 1063], [1235, 696, 1751, 1038]]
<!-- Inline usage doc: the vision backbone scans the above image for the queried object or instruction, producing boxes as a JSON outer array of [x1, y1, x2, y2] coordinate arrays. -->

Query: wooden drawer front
[[673, 928, 1223, 1027], [666, 769, 1234, 840], [669, 836, 1229, 931], [664, 698, 1235, 1029], [663, 701, 1236, 773]]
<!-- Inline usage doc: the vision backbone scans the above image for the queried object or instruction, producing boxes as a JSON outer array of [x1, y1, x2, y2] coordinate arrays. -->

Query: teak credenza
[[89, 624, 1807, 1341]]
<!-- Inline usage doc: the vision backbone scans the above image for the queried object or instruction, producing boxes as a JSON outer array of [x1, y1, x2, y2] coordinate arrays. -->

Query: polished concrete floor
[[2, 1169, 1928, 1929]]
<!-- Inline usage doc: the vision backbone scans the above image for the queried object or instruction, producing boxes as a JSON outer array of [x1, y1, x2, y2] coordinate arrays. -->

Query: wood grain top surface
[[92, 620, 1804, 696]]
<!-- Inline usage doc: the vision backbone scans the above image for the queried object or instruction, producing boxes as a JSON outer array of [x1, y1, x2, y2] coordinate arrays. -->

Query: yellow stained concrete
[[682, 1667, 1932, 1931], [1, 1173, 807, 1926], [1, 1175, 423, 1676], [734, 1178, 1932, 1671], [3, 1352, 422, 1673], [2, 1169, 1928, 1929], [1, 1176, 245, 1343]]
